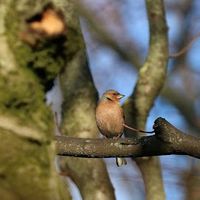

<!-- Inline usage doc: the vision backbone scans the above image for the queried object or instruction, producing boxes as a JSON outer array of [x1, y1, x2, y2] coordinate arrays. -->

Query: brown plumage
[[95, 89, 127, 166]]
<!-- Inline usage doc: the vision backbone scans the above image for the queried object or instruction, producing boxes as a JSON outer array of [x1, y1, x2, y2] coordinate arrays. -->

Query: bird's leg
[[113, 133, 123, 140]]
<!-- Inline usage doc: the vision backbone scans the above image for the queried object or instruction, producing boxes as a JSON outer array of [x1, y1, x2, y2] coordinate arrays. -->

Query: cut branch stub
[[153, 117, 184, 143]]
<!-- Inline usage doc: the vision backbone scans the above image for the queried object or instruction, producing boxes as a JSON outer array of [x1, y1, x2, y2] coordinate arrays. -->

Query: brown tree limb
[[124, 0, 168, 199], [56, 117, 200, 159]]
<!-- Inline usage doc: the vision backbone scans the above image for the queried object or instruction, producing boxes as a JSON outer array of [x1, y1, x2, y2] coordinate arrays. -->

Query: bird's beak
[[117, 93, 125, 99]]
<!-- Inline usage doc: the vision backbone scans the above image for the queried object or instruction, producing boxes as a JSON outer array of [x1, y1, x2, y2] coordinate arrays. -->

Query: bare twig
[[77, 1, 141, 68], [123, 123, 154, 133], [169, 32, 200, 58]]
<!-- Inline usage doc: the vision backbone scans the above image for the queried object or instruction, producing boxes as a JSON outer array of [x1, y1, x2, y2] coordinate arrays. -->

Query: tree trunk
[[0, 0, 72, 199], [58, 2, 116, 200]]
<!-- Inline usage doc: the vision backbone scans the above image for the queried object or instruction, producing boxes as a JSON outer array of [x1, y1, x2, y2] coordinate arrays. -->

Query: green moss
[[0, 1, 61, 136], [0, 1, 80, 199], [0, 67, 53, 138], [5, 1, 69, 91], [0, 129, 55, 200], [65, 27, 85, 59]]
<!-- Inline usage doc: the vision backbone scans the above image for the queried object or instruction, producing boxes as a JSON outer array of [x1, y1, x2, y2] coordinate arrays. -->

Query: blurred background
[[49, 0, 200, 199]]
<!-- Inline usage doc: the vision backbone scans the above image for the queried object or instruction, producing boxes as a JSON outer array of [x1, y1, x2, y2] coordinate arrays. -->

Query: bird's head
[[101, 90, 125, 102]]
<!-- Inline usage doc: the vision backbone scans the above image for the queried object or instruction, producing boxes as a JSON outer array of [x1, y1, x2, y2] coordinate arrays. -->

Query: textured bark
[[124, 0, 168, 199], [185, 163, 200, 200], [56, 117, 200, 159], [0, 0, 72, 199], [58, 1, 115, 200]]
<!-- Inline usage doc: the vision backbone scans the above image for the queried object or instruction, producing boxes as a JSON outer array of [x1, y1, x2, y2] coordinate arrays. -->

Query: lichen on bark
[[0, 0, 71, 199]]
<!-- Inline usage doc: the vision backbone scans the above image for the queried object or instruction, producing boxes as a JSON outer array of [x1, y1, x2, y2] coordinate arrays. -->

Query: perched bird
[[95, 89, 127, 167], [95, 89, 154, 167]]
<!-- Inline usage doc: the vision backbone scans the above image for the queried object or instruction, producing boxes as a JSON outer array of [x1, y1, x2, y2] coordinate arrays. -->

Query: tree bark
[[56, 117, 200, 159], [58, 1, 115, 200], [124, 0, 168, 199], [0, 0, 71, 199]]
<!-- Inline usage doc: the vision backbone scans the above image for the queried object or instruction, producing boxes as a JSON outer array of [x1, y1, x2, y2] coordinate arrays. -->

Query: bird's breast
[[96, 101, 124, 138]]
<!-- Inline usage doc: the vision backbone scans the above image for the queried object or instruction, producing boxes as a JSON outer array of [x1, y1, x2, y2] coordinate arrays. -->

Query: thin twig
[[123, 123, 154, 134], [169, 32, 200, 58]]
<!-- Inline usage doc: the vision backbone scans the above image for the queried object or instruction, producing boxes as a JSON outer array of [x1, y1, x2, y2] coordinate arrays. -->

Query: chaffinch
[[95, 89, 154, 167], [95, 89, 127, 166]]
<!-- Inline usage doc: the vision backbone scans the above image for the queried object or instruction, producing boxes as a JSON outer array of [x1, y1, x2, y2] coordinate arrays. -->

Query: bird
[[95, 89, 154, 167], [95, 89, 127, 167]]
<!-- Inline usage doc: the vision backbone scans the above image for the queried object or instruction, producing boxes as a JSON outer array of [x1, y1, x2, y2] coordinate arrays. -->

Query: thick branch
[[56, 117, 200, 159], [123, 1, 168, 199]]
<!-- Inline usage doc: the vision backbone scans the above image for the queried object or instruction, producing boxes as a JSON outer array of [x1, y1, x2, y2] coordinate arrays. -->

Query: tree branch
[[56, 117, 200, 159], [77, 1, 141, 68], [124, 1, 168, 199]]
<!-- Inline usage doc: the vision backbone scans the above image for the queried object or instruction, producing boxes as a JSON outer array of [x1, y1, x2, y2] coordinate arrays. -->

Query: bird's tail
[[116, 157, 127, 167], [123, 124, 154, 134]]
